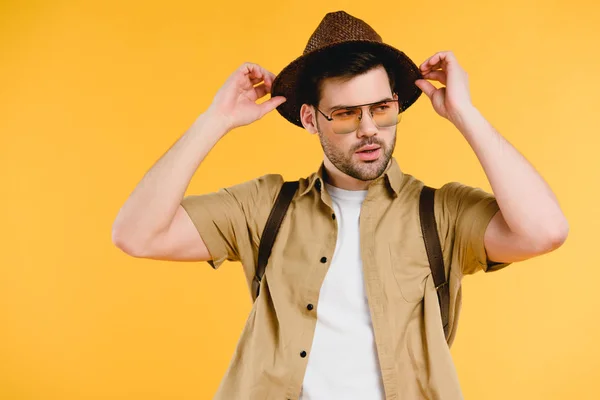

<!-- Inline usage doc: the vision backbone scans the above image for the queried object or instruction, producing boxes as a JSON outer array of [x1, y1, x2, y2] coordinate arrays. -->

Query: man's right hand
[[207, 63, 287, 133]]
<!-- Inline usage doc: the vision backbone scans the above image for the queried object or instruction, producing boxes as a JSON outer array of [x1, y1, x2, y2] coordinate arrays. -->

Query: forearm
[[453, 106, 568, 241], [111, 110, 228, 250]]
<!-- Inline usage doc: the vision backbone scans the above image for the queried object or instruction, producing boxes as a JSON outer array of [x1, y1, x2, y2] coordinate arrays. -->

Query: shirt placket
[[285, 187, 338, 400], [360, 190, 397, 400]]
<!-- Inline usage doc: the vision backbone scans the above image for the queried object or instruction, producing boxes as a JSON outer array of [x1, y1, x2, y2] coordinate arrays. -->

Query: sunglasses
[[315, 98, 402, 135]]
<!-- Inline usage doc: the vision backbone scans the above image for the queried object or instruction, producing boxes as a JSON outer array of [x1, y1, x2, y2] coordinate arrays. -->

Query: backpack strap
[[419, 185, 450, 340], [253, 181, 299, 301]]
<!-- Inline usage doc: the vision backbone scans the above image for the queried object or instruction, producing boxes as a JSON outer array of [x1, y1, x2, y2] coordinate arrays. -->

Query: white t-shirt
[[299, 183, 385, 400]]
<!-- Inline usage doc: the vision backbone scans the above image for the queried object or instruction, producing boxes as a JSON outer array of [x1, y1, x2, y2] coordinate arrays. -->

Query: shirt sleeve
[[436, 182, 511, 276], [180, 174, 284, 270]]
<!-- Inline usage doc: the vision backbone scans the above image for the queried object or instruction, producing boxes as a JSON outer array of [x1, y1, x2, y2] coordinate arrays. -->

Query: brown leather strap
[[419, 185, 450, 340], [253, 181, 299, 301]]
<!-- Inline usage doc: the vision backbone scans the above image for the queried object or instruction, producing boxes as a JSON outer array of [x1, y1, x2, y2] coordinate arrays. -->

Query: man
[[112, 11, 568, 400]]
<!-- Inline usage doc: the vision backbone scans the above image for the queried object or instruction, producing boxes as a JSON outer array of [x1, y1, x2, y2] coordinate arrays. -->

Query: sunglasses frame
[[314, 97, 402, 134]]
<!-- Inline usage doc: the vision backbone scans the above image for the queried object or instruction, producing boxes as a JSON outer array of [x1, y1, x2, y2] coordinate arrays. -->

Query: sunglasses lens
[[372, 101, 402, 127], [331, 108, 361, 134], [329, 101, 401, 134]]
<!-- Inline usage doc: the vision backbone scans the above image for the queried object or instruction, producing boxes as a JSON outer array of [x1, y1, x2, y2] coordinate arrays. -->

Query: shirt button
[[307, 304, 314, 311], [300, 350, 307, 358], [320, 257, 327, 263]]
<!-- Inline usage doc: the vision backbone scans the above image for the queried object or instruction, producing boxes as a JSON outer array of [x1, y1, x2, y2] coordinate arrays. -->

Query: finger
[[242, 64, 278, 90], [236, 72, 260, 91], [415, 79, 437, 99], [237, 64, 269, 90], [420, 51, 449, 70], [263, 71, 277, 90], [239, 63, 264, 84], [254, 83, 269, 99], [258, 96, 287, 118], [422, 61, 443, 74], [421, 58, 446, 74], [243, 63, 273, 85], [250, 76, 264, 85], [423, 70, 447, 86], [420, 51, 453, 73], [419, 53, 440, 72], [419, 55, 435, 71]]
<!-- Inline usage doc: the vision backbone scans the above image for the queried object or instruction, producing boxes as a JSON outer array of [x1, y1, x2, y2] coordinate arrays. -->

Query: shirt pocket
[[388, 241, 431, 303]]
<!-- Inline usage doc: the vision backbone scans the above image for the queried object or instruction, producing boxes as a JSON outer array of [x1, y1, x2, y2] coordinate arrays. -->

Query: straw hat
[[271, 11, 423, 128]]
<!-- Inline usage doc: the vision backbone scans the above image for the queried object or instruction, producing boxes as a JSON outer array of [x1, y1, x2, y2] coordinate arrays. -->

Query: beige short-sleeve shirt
[[181, 158, 509, 400]]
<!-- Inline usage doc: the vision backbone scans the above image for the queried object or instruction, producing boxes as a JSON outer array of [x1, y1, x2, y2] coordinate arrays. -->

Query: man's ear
[[300, 104, 318, 135]]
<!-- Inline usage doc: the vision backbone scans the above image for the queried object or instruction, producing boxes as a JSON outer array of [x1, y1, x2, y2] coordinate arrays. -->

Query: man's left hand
[[415, 51, 474, 125]]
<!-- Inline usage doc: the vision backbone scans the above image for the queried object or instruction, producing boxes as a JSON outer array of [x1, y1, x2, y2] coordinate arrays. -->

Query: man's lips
[[355, 144, 381, 153], [355, 146, 382, 161]]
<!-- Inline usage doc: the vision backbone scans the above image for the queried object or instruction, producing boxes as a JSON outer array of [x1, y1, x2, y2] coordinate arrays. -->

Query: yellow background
[[1, 0, 598, 398]]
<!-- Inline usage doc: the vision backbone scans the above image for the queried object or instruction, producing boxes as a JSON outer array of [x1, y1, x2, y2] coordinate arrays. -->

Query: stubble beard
[[317, 124, 396, 182]]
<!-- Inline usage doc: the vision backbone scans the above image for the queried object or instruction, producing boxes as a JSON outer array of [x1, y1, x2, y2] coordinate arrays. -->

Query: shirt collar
[[299, 157, 404, 197]]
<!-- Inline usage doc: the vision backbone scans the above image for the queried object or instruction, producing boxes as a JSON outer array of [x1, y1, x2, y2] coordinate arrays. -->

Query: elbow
[[112, 226, 144, 257], [547, 216, 570, 250], [533, 217, 569, 254], [112, 228, 131, 254]]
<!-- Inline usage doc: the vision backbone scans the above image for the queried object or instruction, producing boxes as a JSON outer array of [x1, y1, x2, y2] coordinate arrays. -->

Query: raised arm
[[111, 63, 286, 260]]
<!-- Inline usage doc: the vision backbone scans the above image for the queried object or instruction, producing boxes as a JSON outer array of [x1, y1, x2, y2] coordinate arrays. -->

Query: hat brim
[[271, 40, 423, 128]]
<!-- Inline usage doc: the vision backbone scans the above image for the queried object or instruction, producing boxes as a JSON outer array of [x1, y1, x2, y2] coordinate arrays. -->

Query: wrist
[[449, 104, 481, 132], [196, 107, 232, 138]]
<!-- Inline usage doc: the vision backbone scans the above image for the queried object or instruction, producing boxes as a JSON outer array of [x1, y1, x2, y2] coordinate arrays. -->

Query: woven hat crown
[[303, 11, 383, 54]]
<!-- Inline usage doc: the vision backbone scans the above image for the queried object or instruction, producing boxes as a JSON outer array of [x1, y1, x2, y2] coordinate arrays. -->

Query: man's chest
[[262, 196, 433, 307]]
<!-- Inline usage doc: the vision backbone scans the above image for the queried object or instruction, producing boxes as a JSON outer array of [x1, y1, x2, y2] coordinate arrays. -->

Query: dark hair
[[297, 42, 397, 108]]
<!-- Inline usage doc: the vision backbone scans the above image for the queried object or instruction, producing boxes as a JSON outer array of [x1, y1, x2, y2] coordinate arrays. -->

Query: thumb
[[415, 79, 436, 100], [258, 96, 287, 118]]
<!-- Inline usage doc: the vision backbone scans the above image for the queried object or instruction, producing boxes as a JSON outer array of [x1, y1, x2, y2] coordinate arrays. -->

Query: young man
[[112, 11, 568, 400]]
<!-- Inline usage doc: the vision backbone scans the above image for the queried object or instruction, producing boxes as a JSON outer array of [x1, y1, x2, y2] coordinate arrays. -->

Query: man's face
[[312, 66, 397, 182]]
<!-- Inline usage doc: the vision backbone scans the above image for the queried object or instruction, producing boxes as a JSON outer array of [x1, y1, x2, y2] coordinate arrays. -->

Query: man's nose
[[357, 109, 378, 138]]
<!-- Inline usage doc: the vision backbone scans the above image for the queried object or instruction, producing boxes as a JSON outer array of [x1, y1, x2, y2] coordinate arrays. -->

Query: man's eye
[[334, 109, 359, 118], [372, 105, 391, 113]]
